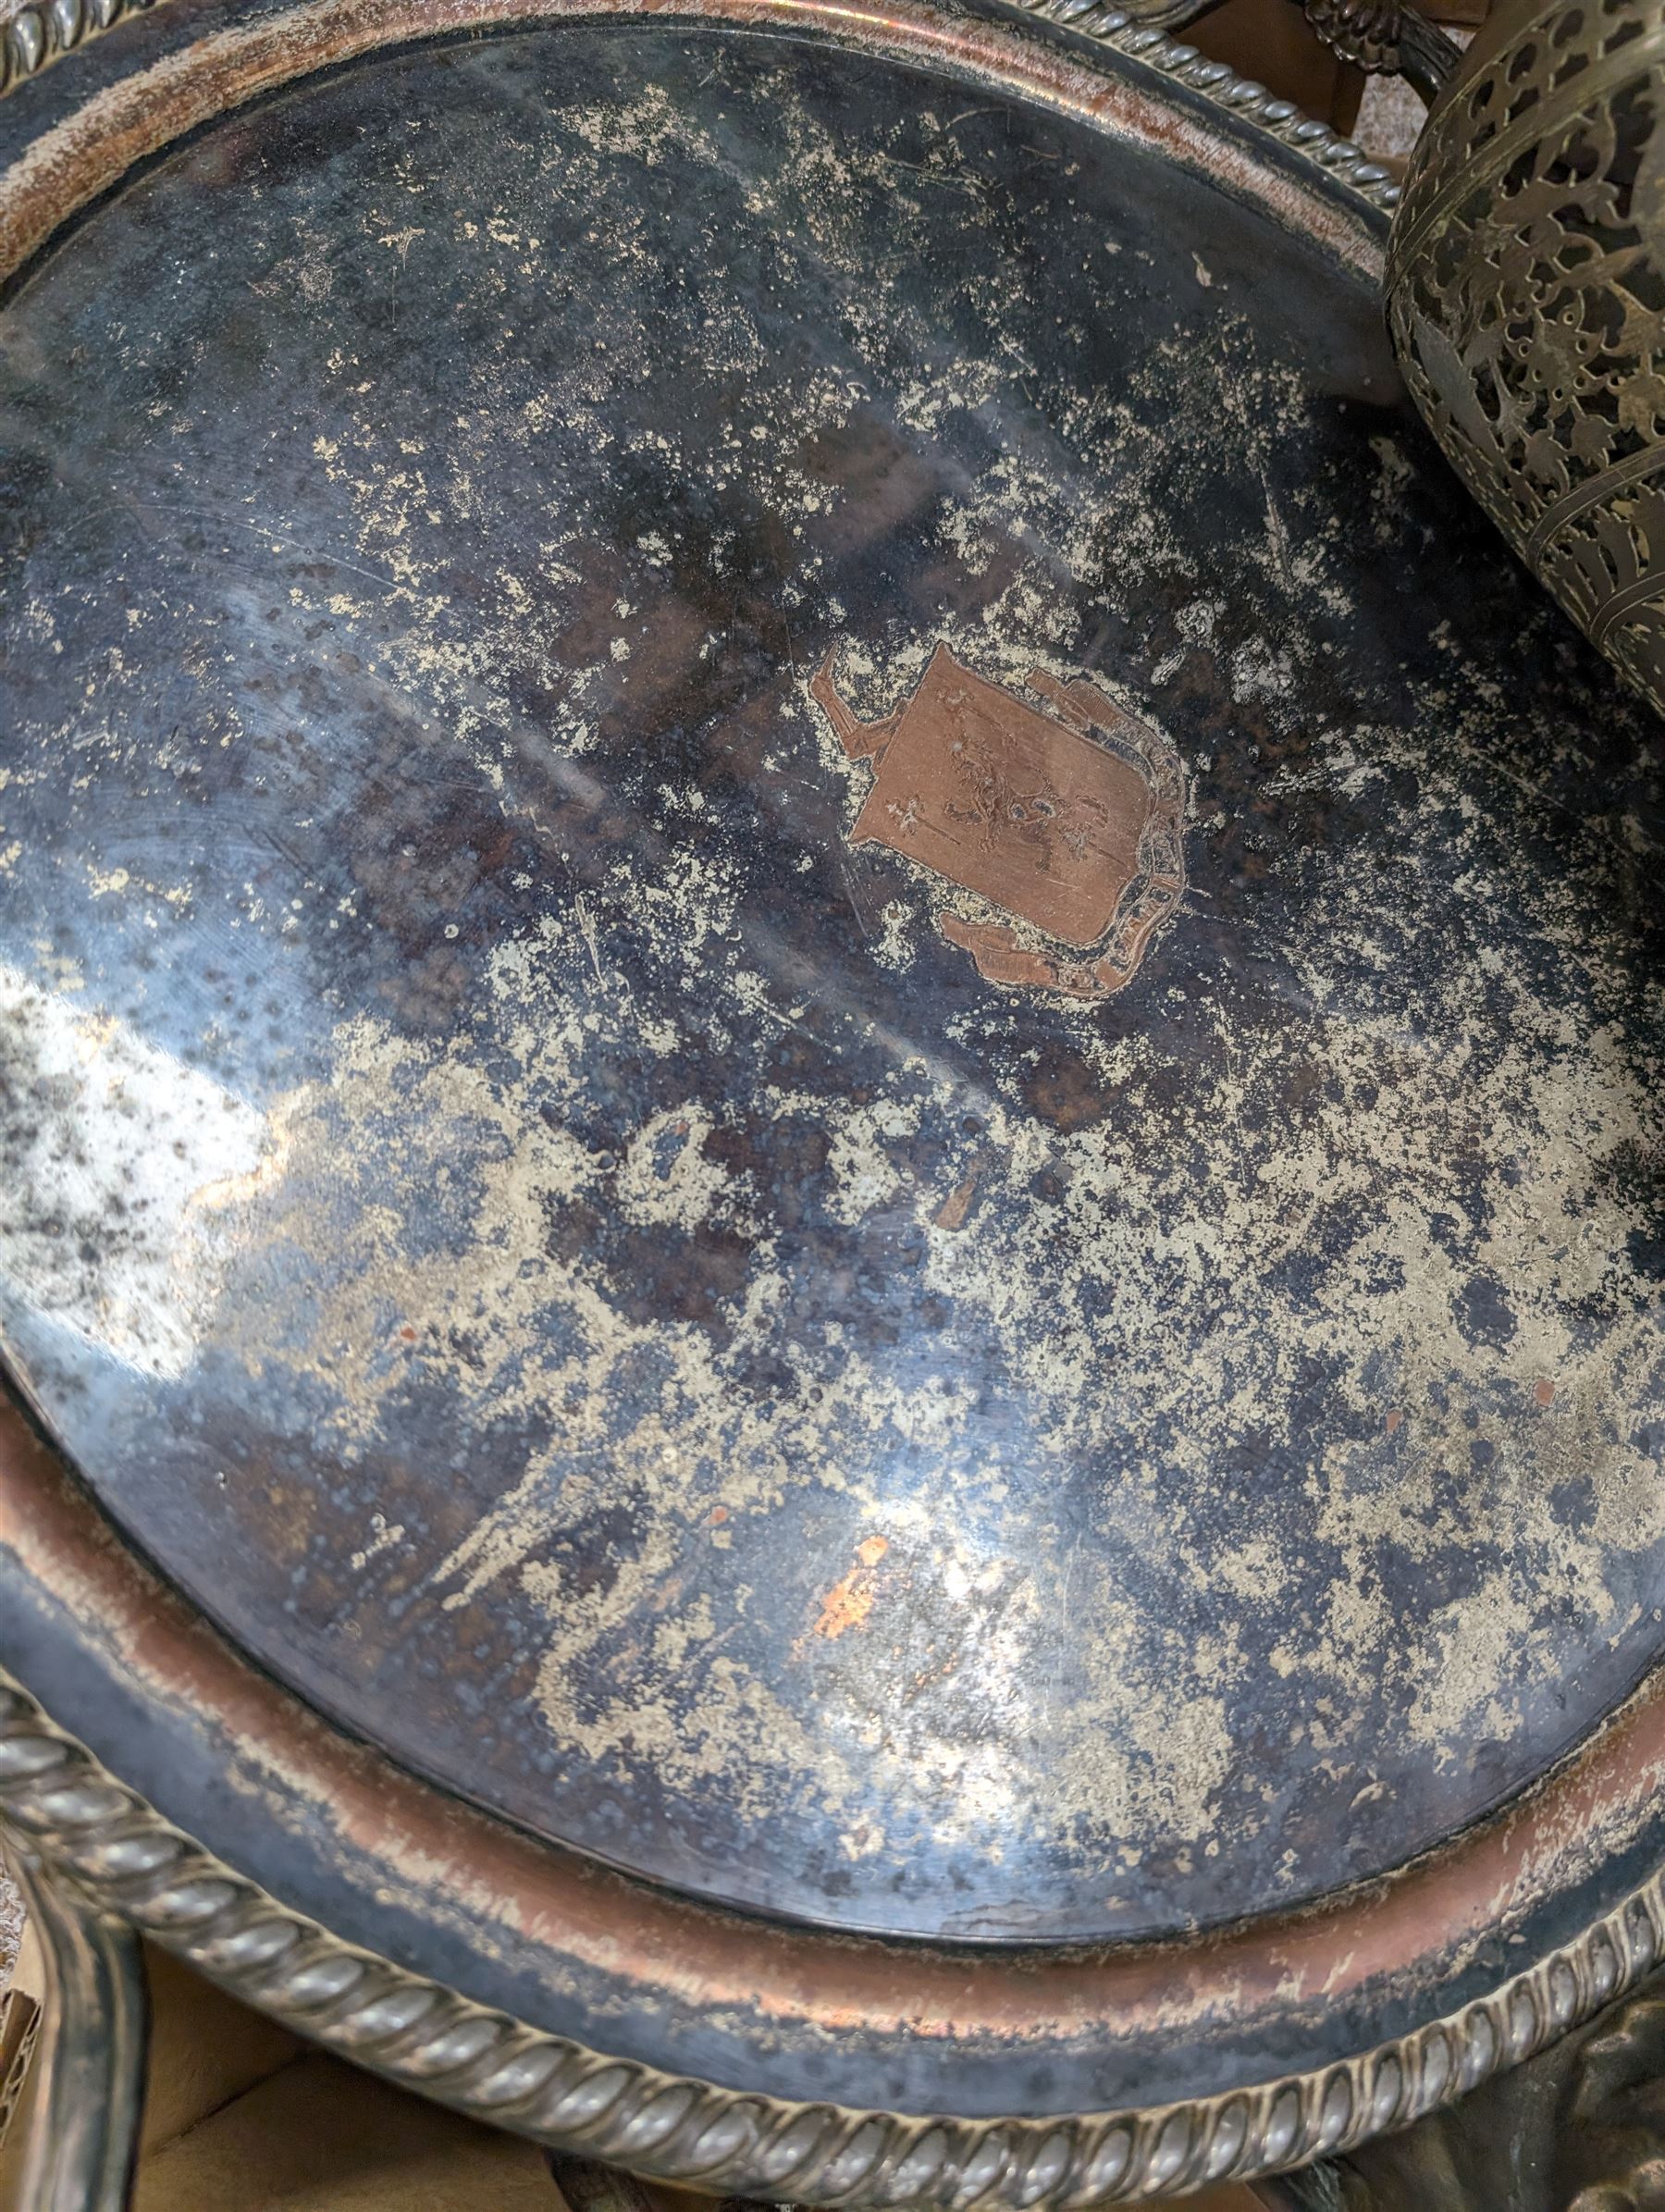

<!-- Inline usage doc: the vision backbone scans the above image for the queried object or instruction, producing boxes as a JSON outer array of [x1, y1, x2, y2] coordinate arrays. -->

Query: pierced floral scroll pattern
[[1388, 0, 1665, 714]]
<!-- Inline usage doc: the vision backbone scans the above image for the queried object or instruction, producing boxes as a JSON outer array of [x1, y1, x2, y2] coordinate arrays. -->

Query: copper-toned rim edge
[[0, 0, 1383, 297], [0, 0, 1400, 212], [1, 1656, 1659, 2204]]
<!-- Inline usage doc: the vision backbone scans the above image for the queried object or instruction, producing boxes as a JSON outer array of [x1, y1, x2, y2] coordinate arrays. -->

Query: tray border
[[0, 0, 1401, 210], [2, 1652, 1661, 2201]]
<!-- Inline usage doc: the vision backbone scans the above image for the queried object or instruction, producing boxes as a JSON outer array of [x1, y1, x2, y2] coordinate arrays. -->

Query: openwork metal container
[[1389, 0, 1665, 714]]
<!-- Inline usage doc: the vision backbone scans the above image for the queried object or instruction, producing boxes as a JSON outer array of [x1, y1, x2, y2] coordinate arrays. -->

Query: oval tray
[[0, 0, 1661, 2197]]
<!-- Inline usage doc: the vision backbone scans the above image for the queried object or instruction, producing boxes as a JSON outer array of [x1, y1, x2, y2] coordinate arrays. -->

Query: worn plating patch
[[812, 643, 1186, 997]]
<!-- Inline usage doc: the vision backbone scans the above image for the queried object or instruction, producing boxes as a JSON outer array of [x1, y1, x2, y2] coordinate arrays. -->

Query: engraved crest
[[812, 643, 1186, 998]]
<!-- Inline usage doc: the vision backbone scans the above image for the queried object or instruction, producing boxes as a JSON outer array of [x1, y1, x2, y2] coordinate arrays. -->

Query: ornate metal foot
[[1256, 1965, 1665, 2210], [549, 2152, 773, 2212], [1298, 0, 1462, 99], [1090, 0, 1463, 103], [2, 1848, 147, 2212]]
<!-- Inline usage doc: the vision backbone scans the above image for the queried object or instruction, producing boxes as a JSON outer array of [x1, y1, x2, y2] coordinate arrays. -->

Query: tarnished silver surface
[[0, 0, 1405, 208], [0, 0, 1463, 1952], [0, 0, 1660, 2197]]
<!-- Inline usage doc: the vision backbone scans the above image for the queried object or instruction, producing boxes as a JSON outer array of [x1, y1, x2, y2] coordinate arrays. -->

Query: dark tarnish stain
[[0, 19, 1661, 1955]]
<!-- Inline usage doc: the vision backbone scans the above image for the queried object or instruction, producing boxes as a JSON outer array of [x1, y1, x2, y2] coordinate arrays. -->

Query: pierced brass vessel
[[1388, 0, 1665, 714]]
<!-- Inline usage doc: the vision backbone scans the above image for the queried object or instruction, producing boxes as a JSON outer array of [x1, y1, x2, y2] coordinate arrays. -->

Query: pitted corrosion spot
[[806, 1534, 892, 1644]]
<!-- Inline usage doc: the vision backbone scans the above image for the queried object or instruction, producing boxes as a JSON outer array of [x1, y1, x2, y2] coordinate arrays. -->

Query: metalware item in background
[[1296, 0, 1461, 93], [2, 1852, 146, 2212], [1388, 0, 1665, 718], [549, 2151, 764, 2212], [0, 1859, 32, 2164]]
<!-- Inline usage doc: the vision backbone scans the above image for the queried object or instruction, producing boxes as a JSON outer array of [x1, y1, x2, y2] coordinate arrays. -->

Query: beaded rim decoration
[[0, 0, 148, 95], [0, 0, 1401, 210], [2, 1659, 1663, 2202]]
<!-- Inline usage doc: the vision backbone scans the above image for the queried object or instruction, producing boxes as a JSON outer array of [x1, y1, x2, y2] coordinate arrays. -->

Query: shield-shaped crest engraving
[[812, 643, 1186, 998]]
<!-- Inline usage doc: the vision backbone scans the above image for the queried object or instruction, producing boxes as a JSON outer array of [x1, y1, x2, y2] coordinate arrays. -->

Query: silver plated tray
[[0, 0, 1660, 2200]]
